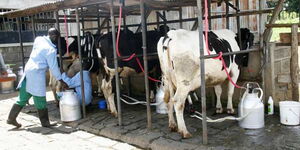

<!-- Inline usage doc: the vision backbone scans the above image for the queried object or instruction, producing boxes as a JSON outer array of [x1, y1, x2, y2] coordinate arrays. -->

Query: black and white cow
[[157, 29, 249, 138], [96, 27, 168, 117]]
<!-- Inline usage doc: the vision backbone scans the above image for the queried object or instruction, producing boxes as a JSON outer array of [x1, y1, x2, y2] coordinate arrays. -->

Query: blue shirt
[[18, 36, 62, 96], [61, 71, 92, 105]]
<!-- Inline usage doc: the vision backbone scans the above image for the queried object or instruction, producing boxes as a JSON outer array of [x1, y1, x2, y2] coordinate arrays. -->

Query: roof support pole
[[208, 0, 212, 30], [226, 0, 230, 29], [156, 11, 160, 30], [236, 0, 241, 48], [110, 0, 122, 126], [179, 7, 183, 28], [54, 11, 63, 73], [17, 17, 25, 70], [140, 0, 152, 129], [97, 5, 101, 33], [31, 15, 36, 39], [196, 0, 208, 145], [107, 17, 110, 32], [75, 7, 86, 118]]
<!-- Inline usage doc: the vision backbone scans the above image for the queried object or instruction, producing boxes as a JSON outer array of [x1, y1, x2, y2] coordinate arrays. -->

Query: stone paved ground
[[2, 91, 300, 150], [0, 93, 140, 150]]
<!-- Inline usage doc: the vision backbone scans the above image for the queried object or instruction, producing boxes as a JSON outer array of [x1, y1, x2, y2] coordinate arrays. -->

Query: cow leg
[[214, 85, 223, 113], [97, 73, 104, 97], [150, 90, 155, 102], [227, 68, 240, 114], [165, 90, 177, 132], [101, 78, 117, 117], [173, 87, 191, 138]]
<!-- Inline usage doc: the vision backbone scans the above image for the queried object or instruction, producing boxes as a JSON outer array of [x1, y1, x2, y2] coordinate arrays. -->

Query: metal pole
[[81, 7, 85, 30], [197, 0, 207, 145], [122, 2, 127, 33], [75, 8, 86, 118], [226, 0, 230, 29], [163, 11, 167, 33], [17, 18, 25, 70], [55, 11, 63, 72], [31, 15, 36, 39], [97, 5, 101, 32], [259, 0, 264, 49], [107, 17, 110, 32], [179, 7, 183, 29], [208, 0, 214, 107], [140, 0, 152, 129], [156, 12, 160, 30], [208, 0, 212, 30], [110, 0, 122, 126], [236, 0, 241, 48]]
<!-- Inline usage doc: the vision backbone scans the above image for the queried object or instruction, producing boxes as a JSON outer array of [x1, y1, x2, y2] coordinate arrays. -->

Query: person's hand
[[59, 80, 69, 90]]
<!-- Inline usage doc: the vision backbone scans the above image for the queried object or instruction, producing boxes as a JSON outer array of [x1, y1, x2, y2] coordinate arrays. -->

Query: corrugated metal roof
[[0, 0, 60, 10], [1, 0, 64, 18], [1, 0, 111, 18]]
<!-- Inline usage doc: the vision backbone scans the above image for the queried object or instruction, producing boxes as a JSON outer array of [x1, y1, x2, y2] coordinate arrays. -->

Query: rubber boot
[[7, 104, 23, 128], [37, 108, 57, 127]]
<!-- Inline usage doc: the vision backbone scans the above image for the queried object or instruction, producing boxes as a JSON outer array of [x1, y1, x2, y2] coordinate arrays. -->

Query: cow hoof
[[111, 112, 118, 118], [182, 132, 192, 139], [216, 108, 223, 114], [169, 124, 177, 132], [227, 109, 235, 114]]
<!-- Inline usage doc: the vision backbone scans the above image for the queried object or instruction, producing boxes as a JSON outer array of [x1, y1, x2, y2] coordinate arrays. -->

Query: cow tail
[[162, 35, 173, 71]]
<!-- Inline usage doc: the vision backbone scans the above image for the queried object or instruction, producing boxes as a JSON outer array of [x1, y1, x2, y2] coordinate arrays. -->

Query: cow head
[[235, 28, 254, 67], [236, 28, 254, 50], [156, 25, 170, 36]]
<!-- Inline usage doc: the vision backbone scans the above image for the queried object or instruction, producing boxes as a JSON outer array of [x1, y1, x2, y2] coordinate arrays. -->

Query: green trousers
[[16, 79, 47, 109]]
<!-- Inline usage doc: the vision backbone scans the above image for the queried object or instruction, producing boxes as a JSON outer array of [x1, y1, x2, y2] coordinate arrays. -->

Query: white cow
[[157, 29, 243, 138]]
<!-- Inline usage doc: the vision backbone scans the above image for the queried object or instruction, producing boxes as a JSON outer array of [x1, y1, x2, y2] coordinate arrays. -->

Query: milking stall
[[0, 0, 300, 149]]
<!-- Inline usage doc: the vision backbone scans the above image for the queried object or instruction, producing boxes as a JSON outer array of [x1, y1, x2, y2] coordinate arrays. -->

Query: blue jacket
[[61, 71, 92, 105], [18, 36, 62, 96]]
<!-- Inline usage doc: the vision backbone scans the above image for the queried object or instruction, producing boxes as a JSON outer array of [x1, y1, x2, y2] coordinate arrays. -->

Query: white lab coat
[[60, 71, 92, 105], [18, 36, 62, 96]]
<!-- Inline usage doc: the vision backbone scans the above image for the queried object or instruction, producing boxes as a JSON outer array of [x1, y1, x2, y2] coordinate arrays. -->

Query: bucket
[[155, 85, 167, 114], [279, 101, 300, 125], [98, 100, 106, 109]]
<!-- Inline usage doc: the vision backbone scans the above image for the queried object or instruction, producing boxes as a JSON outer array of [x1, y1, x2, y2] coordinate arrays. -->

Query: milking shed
[[1, 0, 299, 148]]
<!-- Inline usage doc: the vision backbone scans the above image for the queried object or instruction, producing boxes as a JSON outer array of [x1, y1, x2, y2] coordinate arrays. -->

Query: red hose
[[116, 6, 160, 82], [116, 6, 136, 61], [203, 0, 242, 89]]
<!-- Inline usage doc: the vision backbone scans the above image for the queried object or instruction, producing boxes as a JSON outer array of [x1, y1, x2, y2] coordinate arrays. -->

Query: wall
[[264, 43, 300, 107], [0, 43, 32, 72]]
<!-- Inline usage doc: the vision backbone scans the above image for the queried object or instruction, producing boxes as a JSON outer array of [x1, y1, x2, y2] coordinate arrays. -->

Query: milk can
[[60, 90, 82, 122], [156, 85, 168, 114], [238, 83, 264, 129]]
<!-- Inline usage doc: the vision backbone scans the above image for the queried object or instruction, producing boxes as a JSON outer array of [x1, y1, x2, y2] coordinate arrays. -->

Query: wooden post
[[290, 24, 299, 101], [263, 0, 284, 42]]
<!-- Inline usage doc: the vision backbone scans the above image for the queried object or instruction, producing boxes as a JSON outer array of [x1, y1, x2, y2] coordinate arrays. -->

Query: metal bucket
[[0, 80, 15, 94], [59, 90, 82, 122]]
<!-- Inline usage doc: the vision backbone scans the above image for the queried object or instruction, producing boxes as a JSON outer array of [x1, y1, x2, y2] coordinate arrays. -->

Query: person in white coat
[[58, 69, 92, 106], [7, 28, 68, 128]]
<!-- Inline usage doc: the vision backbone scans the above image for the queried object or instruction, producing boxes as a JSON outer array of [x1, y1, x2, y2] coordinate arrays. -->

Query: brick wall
[[266, 43, 300, 106], [0, 43, 32, 73]]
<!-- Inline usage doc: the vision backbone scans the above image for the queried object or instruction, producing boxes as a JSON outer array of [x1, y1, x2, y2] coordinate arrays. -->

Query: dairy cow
[[157, 29, 249, 138], [96, 27, 168, 117]]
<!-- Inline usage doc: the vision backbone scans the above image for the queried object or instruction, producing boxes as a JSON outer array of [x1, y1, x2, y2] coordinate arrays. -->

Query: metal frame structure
[[1, 0, 279, 145]]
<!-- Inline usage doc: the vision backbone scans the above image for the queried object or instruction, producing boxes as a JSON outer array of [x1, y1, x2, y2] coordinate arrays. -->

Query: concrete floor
[[1, 91, 300, 150]]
